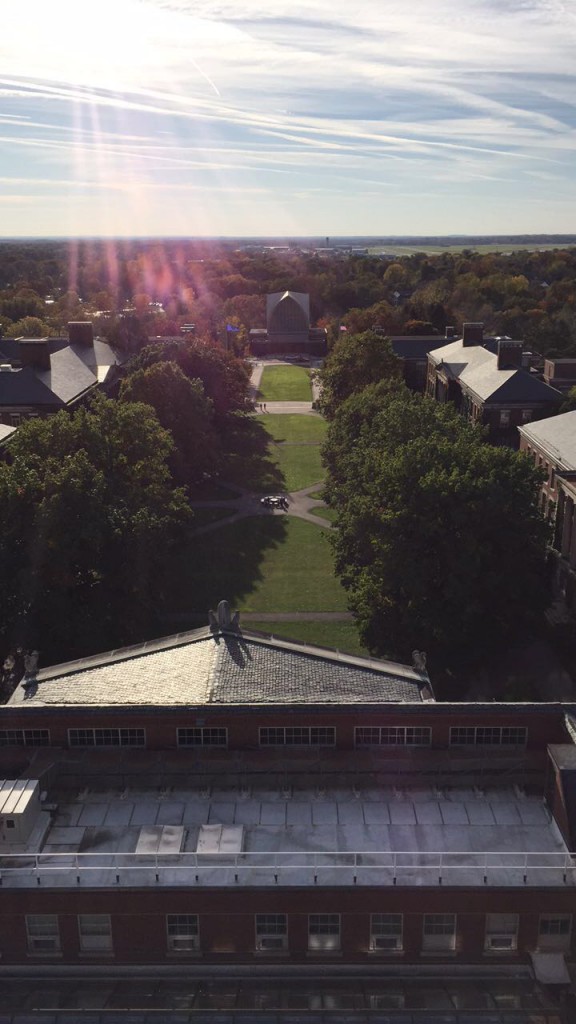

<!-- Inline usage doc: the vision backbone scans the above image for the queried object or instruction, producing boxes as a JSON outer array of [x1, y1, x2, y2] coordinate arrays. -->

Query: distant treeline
[[1, 239, 576, 358]]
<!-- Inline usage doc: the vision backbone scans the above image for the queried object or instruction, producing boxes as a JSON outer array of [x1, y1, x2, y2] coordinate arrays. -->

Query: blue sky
[[2, 0, 576, 237]]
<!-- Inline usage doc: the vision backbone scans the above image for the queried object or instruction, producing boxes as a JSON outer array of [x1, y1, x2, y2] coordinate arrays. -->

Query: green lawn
[[246, 619, 370, 658], [258, 365, 312, 402], [256, 414, 327, 443], [308, 504, 338, 524], [168, 516, 347, 615], [273, 445, 324, 492]]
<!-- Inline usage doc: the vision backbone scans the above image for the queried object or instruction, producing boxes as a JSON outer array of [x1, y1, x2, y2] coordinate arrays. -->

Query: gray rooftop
[[0, 780, 570, 890], [518, 410, 576, 468], [10, 628, 430, 707]]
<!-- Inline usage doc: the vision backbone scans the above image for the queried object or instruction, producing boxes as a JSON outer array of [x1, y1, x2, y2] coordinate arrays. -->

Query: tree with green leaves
[[318, 329, 402, 419], [119, 361, 218, 486], [0, 395, 191, 664], [323, 382, 549, 669], [127, 336, 251, 420]]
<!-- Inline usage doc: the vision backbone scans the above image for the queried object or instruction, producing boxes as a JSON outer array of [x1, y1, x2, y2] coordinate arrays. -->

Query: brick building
[[426, 323, 562, 445], [0, 612, 575, 1017]]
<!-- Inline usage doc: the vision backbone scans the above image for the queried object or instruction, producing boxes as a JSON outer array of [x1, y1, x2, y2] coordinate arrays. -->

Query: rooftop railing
[[1, 849, 575, 887]]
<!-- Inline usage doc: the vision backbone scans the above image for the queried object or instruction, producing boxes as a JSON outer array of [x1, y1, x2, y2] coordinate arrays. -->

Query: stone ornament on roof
[[209, 600, 240, 633]]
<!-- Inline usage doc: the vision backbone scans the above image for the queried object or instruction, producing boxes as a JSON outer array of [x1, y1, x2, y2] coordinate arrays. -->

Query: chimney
[[18, 338, 50, 371], [68, 321, 94, 347], [445, 326, 455, 340], [497, 339, 523, 370], [461, 322, 484, 347]]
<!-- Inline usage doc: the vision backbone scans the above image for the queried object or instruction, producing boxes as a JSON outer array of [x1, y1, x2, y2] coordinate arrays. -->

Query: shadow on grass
[[220, 416, 285, 493], [166, 515, 289, 621]]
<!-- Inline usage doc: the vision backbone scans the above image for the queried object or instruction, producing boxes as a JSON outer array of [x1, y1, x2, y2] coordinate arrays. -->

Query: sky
[[2, 0, 576, 237]]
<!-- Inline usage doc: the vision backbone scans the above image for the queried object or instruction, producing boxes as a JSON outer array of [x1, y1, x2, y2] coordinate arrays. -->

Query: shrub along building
[[0, 604, 575, 1016], [426, 322, 563, 446]]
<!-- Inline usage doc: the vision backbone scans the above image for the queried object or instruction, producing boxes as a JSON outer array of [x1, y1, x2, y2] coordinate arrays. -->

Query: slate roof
[[427, 339, 493, 379], [9, 628, 430, 707], [390, 337, 446, 360], [0, 336, 119, 409], [518, 410, 576, 467], [0, 366, 63, 407], [36, 347, 100, 404], [460, 363, 562, 404], [0, 423, 16, 445]]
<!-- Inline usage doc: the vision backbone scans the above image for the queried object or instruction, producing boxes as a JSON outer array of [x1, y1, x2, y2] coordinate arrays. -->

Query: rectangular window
[[68, 728, 145, 748], [177, 727, 227, 747], [308, 914, 341, 952], [78, 914, 113, 953], [538, 915, 572, 952], [0, 729, 50, 746], [422, 914, 456, 952], [9, 413, 22, 427], [255, 914, 288, 951], [259, 727, 335, 747], [499, 409, 511, 428], [166, 914, 199, 952], [449, 726, 527, 747], [355, 726, 431, 747], [370, 914, 403, 952], [521, 409, 532, 423], [26, 915, 61, 954], [485, 913, 518, 952]]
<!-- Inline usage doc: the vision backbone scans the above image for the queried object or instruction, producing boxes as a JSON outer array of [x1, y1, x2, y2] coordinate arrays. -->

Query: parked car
[[260, 495, 287, 509]]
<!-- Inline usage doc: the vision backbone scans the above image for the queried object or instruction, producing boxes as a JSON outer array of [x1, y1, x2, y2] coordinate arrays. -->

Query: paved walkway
[[191, 362, 332, 534]]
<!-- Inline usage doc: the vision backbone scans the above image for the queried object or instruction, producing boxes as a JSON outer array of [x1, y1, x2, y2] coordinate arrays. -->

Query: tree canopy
[[127, 337, 251, 420], [0, 395, 191, 664], [323, 382, 550, 669], [317, 329, 402, 419], [119, 361, 218, 486]]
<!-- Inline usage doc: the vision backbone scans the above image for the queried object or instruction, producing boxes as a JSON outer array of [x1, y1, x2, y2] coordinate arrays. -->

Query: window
[[0, 729, 50, 746], [521, 409, 532, 423], [422, 914, 456, 952], [259, 726, 335, 747], [449, 726, 527, 747], [26, 915, 60, 954], [78, 915, 113, 953], [484, 913, 518, 952], [9, 413, 22, 426], [370, 914, 403, 952], [255, 914, 288, 951], [68, 728, 145, 748], [166, 914, 199, 952], [355, 726, 431, 747], [538, 914, 572, 951], [308, 914, 340, 951], [177, 727, 227, 747], [499, 409, 511, 428]]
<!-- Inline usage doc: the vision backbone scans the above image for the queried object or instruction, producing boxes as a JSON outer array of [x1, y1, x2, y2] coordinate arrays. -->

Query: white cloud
[[1, 0, 576, 233]]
